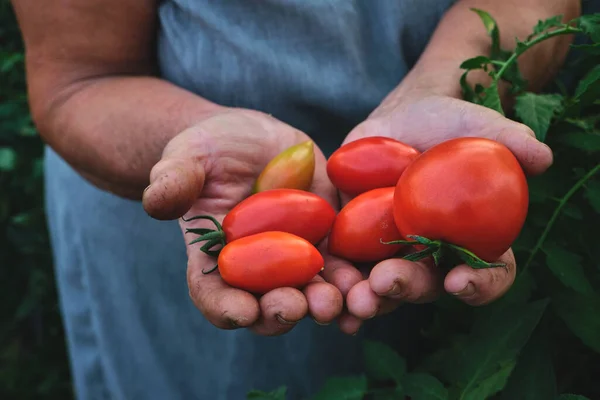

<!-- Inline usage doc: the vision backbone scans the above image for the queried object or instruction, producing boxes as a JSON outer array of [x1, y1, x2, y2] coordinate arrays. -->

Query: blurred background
[[0, 1, 72, 398]]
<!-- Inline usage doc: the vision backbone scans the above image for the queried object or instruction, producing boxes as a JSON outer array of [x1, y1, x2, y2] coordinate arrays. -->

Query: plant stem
[[495, 26, 582, 82], [523, 163, 600, 271]]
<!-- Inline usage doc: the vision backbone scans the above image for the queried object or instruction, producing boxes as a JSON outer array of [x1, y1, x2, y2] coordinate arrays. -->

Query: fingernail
[[276, 314, 298, 325], [450, 282, 476, 297], [351, 328, 360, 336], [385, 283, 402, 297], [143, 184, 152, 194], [313, 318, 331, 326]]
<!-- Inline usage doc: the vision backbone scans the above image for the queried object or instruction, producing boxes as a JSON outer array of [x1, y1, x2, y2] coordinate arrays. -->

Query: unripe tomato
[[253, 140, 315, 193], [328, 187, 403, 262], [393, 137, 529, 262], [327, 136, 420, 196], [223, 189, 335, 245], [218, 231, 324, 294]]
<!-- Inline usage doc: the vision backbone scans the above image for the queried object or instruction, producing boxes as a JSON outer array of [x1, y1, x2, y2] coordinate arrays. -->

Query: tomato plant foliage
[[250, 7, 600, 400], [0, 0, 71, 398]]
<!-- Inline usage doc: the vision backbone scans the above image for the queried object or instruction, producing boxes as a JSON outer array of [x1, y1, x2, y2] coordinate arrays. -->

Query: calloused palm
[[142, 110, 345, 336]]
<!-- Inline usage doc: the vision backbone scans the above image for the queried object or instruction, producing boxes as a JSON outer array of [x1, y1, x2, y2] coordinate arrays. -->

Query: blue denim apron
[[44, 1, 458, 399]]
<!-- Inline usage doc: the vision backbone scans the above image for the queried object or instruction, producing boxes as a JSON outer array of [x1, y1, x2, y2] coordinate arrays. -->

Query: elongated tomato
[[218, 231, 324, 294], [327, 136, 420, 196], [253, 140, 315, 193], [328, 187, 403, 262], [223, 189, 335, 245]]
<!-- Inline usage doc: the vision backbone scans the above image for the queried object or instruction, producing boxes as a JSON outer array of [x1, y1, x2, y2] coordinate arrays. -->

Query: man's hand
[[328, 91, 553, 334], [142, 110, 344, 336]]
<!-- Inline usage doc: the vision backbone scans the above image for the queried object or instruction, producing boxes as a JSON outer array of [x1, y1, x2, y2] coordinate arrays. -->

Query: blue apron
[[44, 1, 457, 399]]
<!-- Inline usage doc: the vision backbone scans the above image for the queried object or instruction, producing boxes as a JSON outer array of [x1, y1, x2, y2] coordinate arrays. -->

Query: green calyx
[[181, 215, 226, 274], [381, 235, 506, 269]]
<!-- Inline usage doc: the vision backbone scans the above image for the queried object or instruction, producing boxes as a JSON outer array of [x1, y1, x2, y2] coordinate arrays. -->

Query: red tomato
[[223, 189, 336, 245], [393, 137, 529, 262], [328, 187, 403, 262], [327, 136, 420, 196], [218, 231, 324, 294]]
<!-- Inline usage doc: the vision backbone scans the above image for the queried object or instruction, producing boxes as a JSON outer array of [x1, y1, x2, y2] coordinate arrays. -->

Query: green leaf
[[556, 131, 600, 152], [460, 71, 478, 103], [557, 395, 591, 400], [455, 360, 516, 400], [310, 376, 368, 400], [363, 340, 406, 384], [471, 8, 501, 56], [481, 82, 504, 115], [570, 43, 600, 55], [0, 52, 23, 73], [577, 14, 600, 42], [430, 299, 548, 399], [543, 245, 594, 296], [584, 179, 600, 214], [0, 148, 17, 171], [402, 373, 448, 400], [529, 15, 564, 39], [514, 93, 563, 142], [499, 327, 557, 400], [460, 56, 492, 70], [574, 64, 600, 105], [552, 290, 600, 354], [371, 387, 405, 400], [246, 386, 287, 400]]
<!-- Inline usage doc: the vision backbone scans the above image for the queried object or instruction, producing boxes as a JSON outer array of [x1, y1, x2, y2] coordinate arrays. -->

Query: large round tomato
[[218, 231, 324, 294], [327, 136, 420, 196], [393, 137, 529, 262], [222, 188, 335, 245], [328, 187, 403, 262]]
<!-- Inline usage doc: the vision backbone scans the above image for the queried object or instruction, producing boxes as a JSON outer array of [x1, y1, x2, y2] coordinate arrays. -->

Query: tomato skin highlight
[[327, 136, 420, 196], [218, 231, 324, 294], [253, 140, 315, 193], [393, 137, 529, 262], [222, 188, 336, 245], [328, 187, 403, 263]]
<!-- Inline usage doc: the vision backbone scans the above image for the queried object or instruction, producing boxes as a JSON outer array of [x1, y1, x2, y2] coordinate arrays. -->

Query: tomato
[[222, 188, 335, 245], [327, 136, 420, 196], [218, 231, 324, 294], [328, 187, 403, 262], [253, 140, 315, 193], [393, 137, 529, 262]]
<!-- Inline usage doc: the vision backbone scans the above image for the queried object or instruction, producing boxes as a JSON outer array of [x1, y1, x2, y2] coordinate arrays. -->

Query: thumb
[[142, 134, 207, 220]]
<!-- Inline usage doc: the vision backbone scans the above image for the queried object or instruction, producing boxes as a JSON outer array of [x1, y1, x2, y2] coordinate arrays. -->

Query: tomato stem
[[182, 214, 227, 266], [381, 235, 506, 269]]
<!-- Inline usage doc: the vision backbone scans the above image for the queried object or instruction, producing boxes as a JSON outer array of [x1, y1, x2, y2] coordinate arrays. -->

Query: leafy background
[[0, 1, 72, 398], [1, 1, 599, 400]]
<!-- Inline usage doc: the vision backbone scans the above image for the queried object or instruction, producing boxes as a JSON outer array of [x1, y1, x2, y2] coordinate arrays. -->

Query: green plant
[[0, 1, 72, 398], [248, 9, 600, 400]]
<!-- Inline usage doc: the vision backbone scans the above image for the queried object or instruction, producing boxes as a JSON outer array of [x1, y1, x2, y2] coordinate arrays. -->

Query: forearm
[[31, 74, 223, 200], [396, 0, 581, 99]]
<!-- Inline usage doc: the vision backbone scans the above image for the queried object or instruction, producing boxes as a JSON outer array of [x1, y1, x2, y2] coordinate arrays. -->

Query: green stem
[[494, 26, 582, 82], [523, 163, 600, 271]]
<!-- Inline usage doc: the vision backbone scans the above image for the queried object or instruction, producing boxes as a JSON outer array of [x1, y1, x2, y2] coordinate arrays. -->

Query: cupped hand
[[142, 109, 343, 336], [331, 92, 553, 333]]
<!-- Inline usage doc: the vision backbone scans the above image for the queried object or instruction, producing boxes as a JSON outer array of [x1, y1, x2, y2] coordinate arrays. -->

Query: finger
[[337, 311, 363, 336], [250, 287, 308, 336], [320, 244, 364, 297], [369, 258, 444, 303], [492, 121, 553, 176], [303, 277, 344, 325], [444, 249, 517, 306], [346, 280, 402, 320], [142, 132, 207, 220], [187, 255, 260, 329]]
